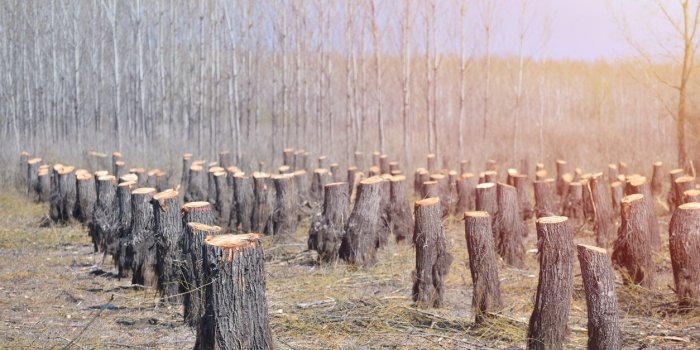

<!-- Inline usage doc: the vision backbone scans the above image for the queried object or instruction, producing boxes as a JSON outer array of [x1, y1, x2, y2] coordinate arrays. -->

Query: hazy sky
[[484, 0, 677, 61]]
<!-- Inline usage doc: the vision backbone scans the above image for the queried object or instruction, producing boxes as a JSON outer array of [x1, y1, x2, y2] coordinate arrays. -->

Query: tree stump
[[379, 154, 390, 174], [339, 177, 384, 266], [533, 178, 557, 218], [527, 216, 574, 350], [91, 175, 118, 253], [483, 170, 498, 183], [186, 164, 207, 202], [282, 148, 295, 168], [27, 158, 42, 200], [130, 168, 147, 187], [464, 211, 501, 323], [512, 173, 533, 220], [426, 154, 437, 173], [486, 159, 498, 172], [610, 181, 623, 217], [76, 172, 96, 226], [252, 172, 274, 235], [293, 169, 310, 208], [495, 183, 526, 267], [310, 168, 329, 204], [182, 222, 221, 330], [555, 160, 568, 196], [429, 173, 449, 217], [612, 194, 654, 287], [58, 166, 77, 222], [37, 167, 50, 203], [213, 171, 231, 228], [683, 189, 700, 203], [674, 175, 695, 207], [591, 174, 615, 248], [455, 173, 476, 216], [651, 161, 663, 197], [308, 182, 349, 262], [414, 168, 429, 195], [562, 182, 583, 224], [153, 190, 183, 303], [576, 244, 621, 350], [329, 163, 340, 182], [668, 168, 685, 211], [412, 197, 453, 308], [535, 169, 547, 181], [272, 174, 298, 238], [207, 167, 224, 207], [389, 161, 400, 174], [318, 155, 327, 170], [390, 175, 413, 243], [115, 181, 136, 278], [233, 173, 254, 232], [354, 151, 365, 171], [475, 182, 497, 219], [624, 176, 661, 249], [181, 153, 192, 194], [368, 166, 381, 177], [618, 161, 628, 176], [346, 166, 358, 197], [421, 180, 439, 199], [376, 175, 393, 247], [18, 151, 30, 188], [219, 151, 233, 170], [198, 234, 273, 350], [129, 187, 157, 288], [608, 163, 619, 184], [669, 202, 700, 306]]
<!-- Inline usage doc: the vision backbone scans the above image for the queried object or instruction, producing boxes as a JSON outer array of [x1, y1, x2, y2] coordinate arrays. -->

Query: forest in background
[[0, 0, 697, 180]]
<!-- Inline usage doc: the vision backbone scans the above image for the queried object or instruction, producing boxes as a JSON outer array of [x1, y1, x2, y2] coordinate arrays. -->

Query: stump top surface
[[129, 167, 145, 173], [20, 151, 30, 156], [183, 201, 211, 209], [535, 170, 548, 177], [205, 233, 262, 248], [208, 166, 224, 173], [675, 175, 695, 183], [193, 160, 206, 166], [482, 170, 497, 176], [430, 174, 445, 180], [621, 193, 644, 203], [190, 164, 203, 172], [679, 202, 700, 210], [226, 166, 240, 174], [368, 166, 380, 172], [207, 161, 219, 167], [556, 159, 567, 165], [52, 163, 64, 171], [118, 181, 136, 188], [426, 153, 436, 158], [476, 182, 496, 189], [628, 176, 647, 186], [577, 244, 607, 254], [271, 173, 294, 180], [534, 178, 554, 184], [464, 211, 490, 218], [292, 170, 306, 176], [233, 172, 247, 178], [97, 175, 116, 182], [536, 216, 568, 224], [569, 181, 582, 187], [253, 171, 270, 178], [611, 181, 622, 188], [608, 163, 618, 169], [390, 175, 406, 182], [684, 189, 700, 196], [75, 169, 89, 176], [279, 165, 291, 171], [416, 197, 440, 206], [507, 168, 519, 176], [283, 148, 294, 152], [115, 160, 125, 166], [654, 161, 663, 166], [183, 152, 192, 159], [347, 166, 358, 171], [561, 173, 573, 182], [119, 173, 138, 182], [318, 155, 327, 160], [497, 182, 515, 190], [325, 181, 347, 188], [313, 168, 329, 175], [187, 222, 222, 233], [461, 172, 474, 179], [214, 171, 227, 177], [94, 170, 109, 177], [38, 169, 49, 176], [153, 189, 178, 200], [670, 168, 685, 175], [28, 157, 43, 164], [361, 176, 384, 185], [39, 164, 50, 170], [379, 154, 388, 159], [147, 168, 161, 176], [132, 187, 156, 195]]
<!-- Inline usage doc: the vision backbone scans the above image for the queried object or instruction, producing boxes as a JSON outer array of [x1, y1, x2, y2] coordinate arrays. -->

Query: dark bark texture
[[591, 175, 615, 248], [214, 171, 231, 228], [272, 174, 298, 238], [390, 176, 413, 242], [181, 220, 219, 330], [115, 181, 136, 278], [153, 190, 183, 303], [624, 177, 661, 249], [464, 211, 501, 323], [233, 174, 254, 232], [130, 188, 157, 288], [252, 173, 274, 235], [339, 177, 383, 266], [308, 182, 349, 262], [475, 182, 497, 218], [612, 194, 654, 288], [91, 175, 118, 253], [533, 178, 557, 218], [454, 173, 476, 216], [186, 165, 207, 202], [669, 203, 700, 307], [494, 183, 526, 267]]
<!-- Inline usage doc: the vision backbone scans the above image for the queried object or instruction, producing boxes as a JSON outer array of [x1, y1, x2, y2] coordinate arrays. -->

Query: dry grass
[[0, 190, 699, 349]]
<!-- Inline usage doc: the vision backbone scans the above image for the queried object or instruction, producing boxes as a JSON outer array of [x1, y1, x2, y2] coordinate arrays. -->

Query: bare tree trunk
[[527, 216, 574, 350], [464, 211, 501, 323], [576, 244, 621, 349], [412, 197, 453, 308]]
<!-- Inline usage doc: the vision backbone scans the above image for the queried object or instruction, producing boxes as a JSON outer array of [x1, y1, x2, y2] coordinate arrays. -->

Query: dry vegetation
[[1, 186, 699, 349]]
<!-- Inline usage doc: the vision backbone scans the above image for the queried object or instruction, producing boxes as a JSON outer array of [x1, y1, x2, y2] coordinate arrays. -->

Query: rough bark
[[181, 153, 192, 194], [207, 167, 224, 208], [214, 171, 231, 228], [379, 154, 390, 174], [368, 166, 381, 177], [111, 152, 122, 176], [19, 151, 30, 189], [684, 189, 700, 203], [198, 234, 273, 350], [37, 168, 51, 203], [674, 175, 695, 208], [153, 190, 183, 303], [414, 168, 430, 196], [186, 164, 207, 202], [618, 161, 628, 176], [527, 216, 574, 350], [27, 158, 42, 201], [180, 202, 217, 329], [339, 177, 383, 266], [512, 174, 533, 220], [483, 171, 498, 184], [308, 182, 349, 262], [412, 197, 453, 308], [283, 148, 295, 168], [624, 176, 661, 249], [346, 167, 358, 197], [115, 181, 136, 278], [668, 202, 700, 307], [354, 151, 365, 171], [252, 172, 274, 235], [591, 175, 615, 248], [494, 183, 526, 267], [390, 175, 413, 242], [389, 161, 400, 175], [612, 194, 654, 287], [535, 169, 547, 181], [421, 180, 439, 199], [611, 181, 623, 217], [272, 174, 298, 238], [130, 168, 147, 187], [651, 161, 663, 197], [426, 153, 436, 173], [464, 211, 501, 323], [329, 163, 340, 182], [91, 174, 118, 253], [576, 244, 621, 350], [533, 178, 557, 218], [130, 187, 157, 288], [429, 174, 450, 215], [114, 161, 126, 178], [76, 172, 97, 227], [376, 175, 393, 248], [608, 163, 619, 184], [454, 173, 476, 216], [233, 173, 254, 232], [475, 182, 497, 218], [219, 151, 233, 170], [293, 169, 310, 208]]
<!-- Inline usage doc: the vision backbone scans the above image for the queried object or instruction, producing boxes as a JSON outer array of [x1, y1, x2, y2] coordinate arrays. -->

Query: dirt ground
[[1, 190, 699, 349]]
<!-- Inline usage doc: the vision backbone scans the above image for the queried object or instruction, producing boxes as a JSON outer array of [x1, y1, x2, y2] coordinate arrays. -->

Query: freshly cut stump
[[182, 222, 221, 329], [181, 153, 192, 194], [533, 178, 557, 218], [308, 182, 349, 262], [76, 172, 97, 225], [390, 176, 413, 242], [27, 158, 42, 201], [92, 175, 118, 253], [130, 187, 157, 288], [577, 244, 621, 350], [115, 181, 136, 278], [591, 175, 615, 248], [198, 234, 273, 350], [611, 181, 623, 217], [252, 172, 274, 235], [612, 194, 654, 287], [555, 160, 568, 196], [684, 189, 700, 203], [412, 197, 453, 308], [233, 173, 254, 232], [494, 183, 526, 267], [527, 216, 574, 350], [213, 171, 231, 227], [153, 190, 183, 303], [668, 202, 700, 306], [475, 182, 497, 218], [562, 182, 583, 223], [624, 176, 660, 249], [272, 174, 298, 238], [512, 174, 533, 220], [651, 161, 663, 197], [37, 168, 50, 203], [455, 173, 476, 215], [339, 177, 384, 266], [668, 168, 685, 210], [421, 180, 439, 199], [464, 211, 501, 323], [186, 164, 207, 202], [310, 168, 329, 204]]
